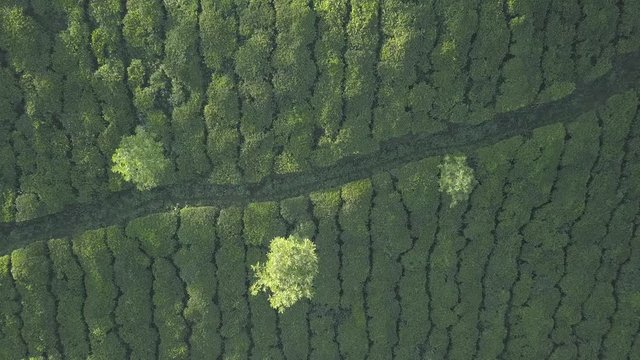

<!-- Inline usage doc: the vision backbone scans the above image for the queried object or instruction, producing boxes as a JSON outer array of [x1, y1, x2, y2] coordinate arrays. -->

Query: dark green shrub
[[126, 212, 178, 258], [106, 226, 157, 360], [617, 0, 640, 53], [48, 238, 90, 359], [122, 0, 164, 61], [336, 179, 372, 359], [574, 0, 617, 81], [175, 207, 222, 360], [311, 0, 347, 147], [280, 301, 310, 359], [200, 0, 237, 70], [0, 6, 50, 72], [239, 131, 274, 183], [152, 257, 189, 359], [216, 207, 250, 358], [309, 189, 341, 308], [204, 74, 241, 184], [280, 196, 315, 240], [394, 157, 440, 358], [495, 0, 543, 113], [14, 192, 42, 222], [0, 255, 26, 359], [243, 201, 286, 246], [372, 0, 419, 140], [11, 241, 61, 358], [72, 229, 126, 359], [171, 94, 211, 179], [163, 0, 203, 90], [367, 174, 413, 358], [246, 242, 281, 359]]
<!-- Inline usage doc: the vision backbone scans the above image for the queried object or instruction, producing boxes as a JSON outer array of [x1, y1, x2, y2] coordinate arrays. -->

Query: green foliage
[[105, 226, 158, 360], [122, 0, 164, 60], [73, 229, 126, 359], [111, 126, 171, 191], [0, 255, 26, 359], [0, 6, 50, 72], [0, 1, 639, 358], [243, 201, 286, 246], [175, 207, 222, 359], [10, 242, 60, 358], [216, 206, 250, 358], [125, 212, 178, 258], [438, 154, 475, 207], [48, 239, 90, 359], [152, 258, 189, 360], [250, 235, 318, 313]]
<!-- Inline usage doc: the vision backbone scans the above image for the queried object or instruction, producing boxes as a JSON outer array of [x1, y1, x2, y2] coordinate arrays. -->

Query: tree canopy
[[111, 126, 170, 191], [250, 235, 318, 313], [438, 154, 475, 207]]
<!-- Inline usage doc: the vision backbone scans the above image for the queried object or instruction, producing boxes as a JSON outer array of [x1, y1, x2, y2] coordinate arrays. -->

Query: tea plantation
[[0, 0, 639, 359]]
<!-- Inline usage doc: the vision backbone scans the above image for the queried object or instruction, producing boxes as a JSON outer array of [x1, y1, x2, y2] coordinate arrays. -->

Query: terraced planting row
[[1, 89, 638, 359], [1, 0, 640, 222]]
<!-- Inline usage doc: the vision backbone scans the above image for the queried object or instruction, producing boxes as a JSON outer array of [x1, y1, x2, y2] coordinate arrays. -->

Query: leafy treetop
[[250, 235, 318, 313], [111, 126, 171, 191], [438, 154, 475, 208]]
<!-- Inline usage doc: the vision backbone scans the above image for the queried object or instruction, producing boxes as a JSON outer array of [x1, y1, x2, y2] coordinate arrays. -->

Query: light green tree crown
[[438, 154, 475, 208], [250, 235, 318, 313], [111, 126, 170, 191]]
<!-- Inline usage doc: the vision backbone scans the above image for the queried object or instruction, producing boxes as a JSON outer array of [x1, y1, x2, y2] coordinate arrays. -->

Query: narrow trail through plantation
[[2, 50, 640, 255]]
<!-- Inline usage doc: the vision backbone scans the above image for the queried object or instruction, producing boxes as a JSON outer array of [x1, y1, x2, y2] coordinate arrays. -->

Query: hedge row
[[73, 229, 126, 358], [423, 171, 468, 359], [235, 0, 276, 183], [502, 119, 595, 359], [0, 254, 26, 358], [392, 157, 440, 359], [175, 207, 222, 359], [477, 123, 566, 359], [106, 225, 157, 359], [244, 201, 285, 359], [279, 196, 314, 359], [310, 0, 347, 166], [337, 178, 372, 353], [0, 67, 18, 222], [216, 207, 250, 358], [10, 241, 60, 358], [336, 0, 378, 156], [165, 0, 211, 180], [308, 188, 341, 359], [367, 174, 411, 358], [48, 238, 89, 359], [448, 138, 522, 360], [560, 92, 639, 359]]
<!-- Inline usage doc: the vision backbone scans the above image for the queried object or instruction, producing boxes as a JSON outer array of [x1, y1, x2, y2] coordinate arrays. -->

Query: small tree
[[250, 235, 318, 313], [111, 126, 170, 190], [438, 154, 475, 208]]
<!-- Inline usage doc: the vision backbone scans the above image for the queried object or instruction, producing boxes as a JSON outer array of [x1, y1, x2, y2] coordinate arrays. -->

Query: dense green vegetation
[[1, 0, 639, 359], [111, 126, 171, 190], [0, 87, 638, 359], [250, 235, 318, 312], [438, 154, 475, 207], [1, 0, 639, 221]]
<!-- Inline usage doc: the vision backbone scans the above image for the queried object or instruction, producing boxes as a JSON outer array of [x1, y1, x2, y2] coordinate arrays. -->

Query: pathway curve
[[2, 50, 640, 254]]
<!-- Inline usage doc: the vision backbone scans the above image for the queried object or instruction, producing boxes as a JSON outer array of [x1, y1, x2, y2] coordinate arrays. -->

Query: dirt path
[[1, 50, 639, 254]]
